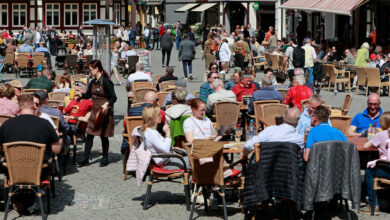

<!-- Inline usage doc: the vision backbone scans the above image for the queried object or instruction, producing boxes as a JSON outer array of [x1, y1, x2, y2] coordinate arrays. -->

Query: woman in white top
[[184, 98, 218, 143], [142, 106, 190, 170]]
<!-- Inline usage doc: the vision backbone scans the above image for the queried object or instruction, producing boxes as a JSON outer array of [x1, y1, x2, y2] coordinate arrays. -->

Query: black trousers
[[287, 69, 295, 83], [162, 48, 172, 66]]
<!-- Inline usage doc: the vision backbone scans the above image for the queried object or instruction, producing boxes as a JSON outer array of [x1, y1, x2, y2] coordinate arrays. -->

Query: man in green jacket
[[25, 69, 54, 92]]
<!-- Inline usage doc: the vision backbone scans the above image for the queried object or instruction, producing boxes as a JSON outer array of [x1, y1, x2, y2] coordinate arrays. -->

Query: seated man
[[242, 107, 304, 159], [199, 72, 218, 103], [63, 80, 93, 135], [157, 67, 178, 91], [163, 79, 195, 107], [125, 62, 152, 96], [18, 40, 34, 56], [248, 75, 282, 114], [35, 41, 50, 54], [206, 79, 237, 116], [83, 43, 93, 56], [120, 45, 137, 58], [304, 106, 347, 162], [224, 70, 241, 91], [232, 73, 257, 102], [25, 69, 54, 92], [348, 93, 382, 137], [283, 74, 312, 110], [296, 94, 323, 135]]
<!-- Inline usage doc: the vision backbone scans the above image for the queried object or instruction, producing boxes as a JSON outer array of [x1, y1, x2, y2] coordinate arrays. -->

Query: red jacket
[[159, 26, 165, 37], [232, 83, 257, 102], [283, 85, 312, 110]]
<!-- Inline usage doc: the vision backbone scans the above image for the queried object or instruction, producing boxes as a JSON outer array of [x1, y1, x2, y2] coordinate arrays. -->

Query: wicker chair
[[15, 53, 31, 78], [32, 52, 45, 68], [49, 92, 68, 103], [278, 55, 287, 72], [276, 89, 288, 102], [159, 80, 177, 92], [131, 81, 154, 90], [365, 67, 390, 96], [250, 100, 280, 130], [260, 104, 289, 128], [4, 52, 15, 75], [214, 101, 241, 129], [65, 54, 78, 75], [269, 54, 279, 72], [0, 114, 14, 126], [3, 141, 51, 219], [123, 116, 143, 180], [253, 56, 265, 70], [329, 115, 352, 135], [184, 140, 245, 219], [22, 89, 46, 95], [355, 67, 367, 95], [264, 52, 271, 69], [154, 74, 164, 83], [48, 100, 64, 109], [328, 66, 350, 92], [341, 94, 353, 115], [300, 99, 310, 112], [71, 74, 88, 83], [133, 88, 156, 103], [157, 92, 170, 108], [372, 160, 390, 215]]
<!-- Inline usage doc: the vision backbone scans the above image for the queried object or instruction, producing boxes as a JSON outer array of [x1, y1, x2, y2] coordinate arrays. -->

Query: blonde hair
[[379, 112, 390, 131], [141, 106, 160, 132], [0, 83, 15, 99], [361, 42, 369, 49]]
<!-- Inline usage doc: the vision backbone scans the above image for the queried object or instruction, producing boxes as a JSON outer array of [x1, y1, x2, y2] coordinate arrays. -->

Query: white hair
[[136, 62, 145, 71], [361, 42, 369, 49], [294, 74, 306, 85], [212, 79, 224, 88]]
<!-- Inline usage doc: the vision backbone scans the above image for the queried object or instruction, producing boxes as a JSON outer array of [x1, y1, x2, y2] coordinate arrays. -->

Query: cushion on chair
[[41, 180, 50, 185], [229, 169, 241, 178], [151, 166, 184, 175]]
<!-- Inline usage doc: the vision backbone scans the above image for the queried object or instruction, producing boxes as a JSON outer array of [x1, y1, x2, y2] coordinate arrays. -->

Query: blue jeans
[[145, 36, 150, 50], [152, 38, 159, 50], [0, 56, 4, 81], [182, 60, 192, 78], [176, 35, 181, 50], [366, 165, 390, 206], [129, 39, 135, 47], [34, 43, 39, 50], [305, 67, 314, 84]]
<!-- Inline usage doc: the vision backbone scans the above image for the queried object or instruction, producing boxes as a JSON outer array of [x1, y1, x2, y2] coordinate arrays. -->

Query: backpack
[[292, 46, 305, 68], [235, 42, 246, 57], [313, 62, 324, 81]]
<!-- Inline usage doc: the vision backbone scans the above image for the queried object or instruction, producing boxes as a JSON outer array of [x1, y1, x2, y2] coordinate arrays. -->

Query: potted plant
[[67, 38, 77, 50]]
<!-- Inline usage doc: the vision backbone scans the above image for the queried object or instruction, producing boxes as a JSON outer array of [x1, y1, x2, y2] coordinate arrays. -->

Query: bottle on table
[[367, 124, 375, 141], [247, 119, 256, 141]]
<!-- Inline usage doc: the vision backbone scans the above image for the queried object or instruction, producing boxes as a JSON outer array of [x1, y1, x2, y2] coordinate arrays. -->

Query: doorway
[[229, 2, 246, 32]]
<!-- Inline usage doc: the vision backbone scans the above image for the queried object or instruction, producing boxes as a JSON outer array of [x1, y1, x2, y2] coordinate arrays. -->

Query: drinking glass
[[304, 126, 311, 142], [235, 127, 243, 143]]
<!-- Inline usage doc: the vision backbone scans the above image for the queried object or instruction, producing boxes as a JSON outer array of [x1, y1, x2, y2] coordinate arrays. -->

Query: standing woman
[[79, 60, 117, 167], [202, 34, 215, 70], [179, 33, 196, 80]]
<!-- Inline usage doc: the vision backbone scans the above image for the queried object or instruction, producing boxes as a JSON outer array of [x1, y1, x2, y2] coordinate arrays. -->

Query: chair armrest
[[123, 133, 129, 138], [151, 153, 188, 172], [376, 160, 390, 166], [247, 114, 255, 119], [380, 74, 390, 78]]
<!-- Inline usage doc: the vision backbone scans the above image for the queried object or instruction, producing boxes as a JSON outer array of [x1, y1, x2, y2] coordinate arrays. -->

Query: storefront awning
[[175, 3, 198, 12], [191, 3, 218, 12], [280, 0, 368, 16]]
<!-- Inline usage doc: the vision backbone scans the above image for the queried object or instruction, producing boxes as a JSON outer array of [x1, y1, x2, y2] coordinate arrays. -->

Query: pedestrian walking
[[179, 33, 196, 80], [175, 21, 182, 50], [161, 29, 173, 67], [144, 24, 151, 50], [151, 25, 159, 50]]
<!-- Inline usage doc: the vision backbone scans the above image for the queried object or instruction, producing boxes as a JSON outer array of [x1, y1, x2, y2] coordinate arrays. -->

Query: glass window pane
[[13, 5, 18, 10], [47, 4, 52, 10], [72, 12, 78, 25], [54, 4, 59, 10], [13, 12, 19, 25], [2, 12, 7, 25], [73, 4, 77, 10], [65, 5, 70, 10], [83, 12, 89, 22], [20, 4, 26, 10], [91, 4, 96, 10], [65, 12, 70, 25], [20, 12, 25, 25], [84, 4, 88, 10], [2, 5, 7, 10], [54, 11, 59, 25], [91, 11, 96, 20], [47, 12, 52, 25]]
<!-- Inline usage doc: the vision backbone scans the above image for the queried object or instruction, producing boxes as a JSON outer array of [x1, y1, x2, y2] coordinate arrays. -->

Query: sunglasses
[[212, 77, 220, 79]]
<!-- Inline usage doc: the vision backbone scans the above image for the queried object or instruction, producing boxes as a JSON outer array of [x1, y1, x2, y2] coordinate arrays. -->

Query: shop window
[[65, 4, 79, 26], [12, 4, 27, 27], [46, 4, 60, 26]]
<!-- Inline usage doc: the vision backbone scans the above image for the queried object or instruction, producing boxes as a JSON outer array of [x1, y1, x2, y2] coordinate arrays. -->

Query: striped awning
[[280, 0, 368, 16], [175, 3, 198, 12], [191, 3, 218, 12]]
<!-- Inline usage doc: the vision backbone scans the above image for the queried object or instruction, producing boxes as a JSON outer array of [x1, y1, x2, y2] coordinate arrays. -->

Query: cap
[[37, 64, 43, 71], [33, 90, 48, 101], [74, 79, 88, 90], [9, 80, 23, 88], [369, 54, 378, 60], [175, 79, 187, 88]]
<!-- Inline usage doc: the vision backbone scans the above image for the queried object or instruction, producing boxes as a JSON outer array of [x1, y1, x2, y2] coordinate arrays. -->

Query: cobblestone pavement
[[1, 46, 390, 219]]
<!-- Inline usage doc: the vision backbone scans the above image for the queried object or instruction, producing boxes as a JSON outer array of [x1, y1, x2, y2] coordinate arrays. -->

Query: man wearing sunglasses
[[348, 93, 382, 137], [199, 72, 218, 103]]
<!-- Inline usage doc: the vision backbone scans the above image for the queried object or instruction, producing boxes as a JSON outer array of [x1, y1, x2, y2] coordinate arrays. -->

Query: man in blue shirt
[[18, 40, 34, 56], [199, 72, 217, 103], [296, 94, 323, 135], [35, 42, 50, 53], [243, 107, 304, 159], [248, 75, 282, 114], [304, 106, 347, 162], [348, 93, 382, 137]]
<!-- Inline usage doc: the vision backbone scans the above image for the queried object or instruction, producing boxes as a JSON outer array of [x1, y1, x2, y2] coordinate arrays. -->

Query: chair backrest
[[270, 54, 279, 69], [22, 89, 46, 94], [159, 80, 177, 92], [214, 101, 241, 129], [71, 74, 88, 83], [125, 116, 143, 150], [184, 140, 225, 186], [128, 56, 139, 73], [16, 54, 29, 68], [0, 114, 14, 126], [328, 66, 337, 81], [157, 92, 170, 108], [85, 55, 93, 66], [276, 89, 288, 102], [322, 64, 331, 78], [32, 52, 44, 67], [264, 52, 271, 67], [5, 52, 15, 64], [65, 55, 78, 68], [329, 116, 352, 135], [133, 88, 156, 103], [341, 94, 353, 115], [260, 104, 289, 120], [300, 99, 310, 112], [253, 100, 280, 128], [193, 91, 200, 98], [48, 100, 63, 109], [366, 67, 381, 87], [3, 141, 46, 186], [355, 67, 366, 85], [154, 74, 164, 83], [131, 81, 154, 90], [49, 92, 68, 102]]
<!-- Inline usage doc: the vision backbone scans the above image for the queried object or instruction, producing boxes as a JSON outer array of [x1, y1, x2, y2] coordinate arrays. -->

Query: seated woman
[[139, 105, 190, 170], [0, 83, 19, 116], [165, 89, 192, 124], [184, 98, 220, 143], [361, 112, 390, 214]]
